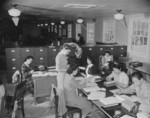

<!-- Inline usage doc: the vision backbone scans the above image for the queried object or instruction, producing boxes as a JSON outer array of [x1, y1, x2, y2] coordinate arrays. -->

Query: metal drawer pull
[[100, 48, 103, 50], [12, 58, 16, 61], [121, 47, 124, 50], [11, 50, 15, 52], [12, 67, 16, 70], [26, 49, 29, 52], [40, 58, 43, 60], [111, 48, 113, 50], [89, 48, 92, 50], [40, 49, 43, 52], [120, 54, 123, 57], [53, 49, 56, 51]]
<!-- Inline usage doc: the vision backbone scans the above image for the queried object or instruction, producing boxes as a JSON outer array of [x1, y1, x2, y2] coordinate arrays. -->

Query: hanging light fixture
[[60, 21, 65, 25], [114, 9, 124, 20], [12, 17, 19, 26], [8, 7, 21, 17], [51, 22, 55, 25], [77, 18, 83, 23]]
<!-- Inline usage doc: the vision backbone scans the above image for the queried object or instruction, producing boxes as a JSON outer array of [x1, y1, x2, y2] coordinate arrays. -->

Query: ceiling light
[[12, 17, 19, 26], [51, 22, 55, 25], [77, 18, 83, 23], [60, 21, 65, 25], [8, 8, 21, 17], [64, 4, 96, 8], [114, 9, 124, 20]]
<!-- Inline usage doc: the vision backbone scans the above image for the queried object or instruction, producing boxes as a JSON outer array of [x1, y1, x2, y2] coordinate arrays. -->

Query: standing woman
[[21, 56, 34, 94], [55, 44, 71, 116], [0, 79, 5, 113]]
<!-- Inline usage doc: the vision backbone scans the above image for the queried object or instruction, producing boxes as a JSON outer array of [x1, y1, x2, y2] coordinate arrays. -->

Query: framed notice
[[128, 16, 150, 56], [103, 20, 115, 43]]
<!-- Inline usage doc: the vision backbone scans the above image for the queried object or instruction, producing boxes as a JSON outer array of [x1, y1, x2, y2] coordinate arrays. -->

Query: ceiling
[[2, 0, 150, 23]]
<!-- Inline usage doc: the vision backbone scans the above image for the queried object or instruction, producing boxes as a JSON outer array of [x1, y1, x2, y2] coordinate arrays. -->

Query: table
[[81, 81, 136, 118], [32, 71, 57, 103]]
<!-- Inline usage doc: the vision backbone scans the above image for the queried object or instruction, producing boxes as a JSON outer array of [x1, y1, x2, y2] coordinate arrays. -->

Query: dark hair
[[87, 55, 94, 64], [67, 64, 79, 74], [105, 50, 110, 55], [24, 56, 34, 62], [131, 71, 143, 80]]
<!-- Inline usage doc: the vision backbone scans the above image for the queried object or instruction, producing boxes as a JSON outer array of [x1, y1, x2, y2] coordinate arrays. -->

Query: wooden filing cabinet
[[48, 46, 60, 66], [5, 48, 21, 82], [34, 47, 48, 67]]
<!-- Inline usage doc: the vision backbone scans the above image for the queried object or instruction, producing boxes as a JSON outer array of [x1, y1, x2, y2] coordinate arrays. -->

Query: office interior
[[0, 0, 150, 118]]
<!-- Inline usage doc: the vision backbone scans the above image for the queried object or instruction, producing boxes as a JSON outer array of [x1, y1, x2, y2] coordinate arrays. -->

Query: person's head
[[24, 56, 34, 65], [105, 50, 110, 57], [61, 44, 71, 55], [131, 71, 143, 86], [112, 62, 122, 74], [87, 55, 94, 65], [67, 64, 79, 75]]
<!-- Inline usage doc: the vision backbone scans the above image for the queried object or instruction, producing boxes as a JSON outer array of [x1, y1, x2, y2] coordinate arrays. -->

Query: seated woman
[[79, 56, 98, 82], [100, 51, 113, 75], [117, 72, 150, 116], [64, 65, 105, 118], [106, 62, 129, 88], [21, 56, 34, 94]]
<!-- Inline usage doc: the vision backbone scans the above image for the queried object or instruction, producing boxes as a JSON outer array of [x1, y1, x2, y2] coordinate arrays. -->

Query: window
[[86, 22, 95, 44], [67, 24, 72, 38], [103, 20, 115, 43]]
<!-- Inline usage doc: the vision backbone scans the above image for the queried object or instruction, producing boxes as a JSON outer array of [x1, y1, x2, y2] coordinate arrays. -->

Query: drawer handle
[[40, 58, 43, 60], [26, 49, 29, 52], [11, 50, 15, 52], [89, 48, 92, 50], [100, 48, 103, 50], [121, 47, 124, 50], [120, 54, 123, 57], [12, 67, 16, 70], [53, 49, 56, 51], [12, 58, 16, 61], [40, 49, 43, 52], [111, 48, 113, 50]]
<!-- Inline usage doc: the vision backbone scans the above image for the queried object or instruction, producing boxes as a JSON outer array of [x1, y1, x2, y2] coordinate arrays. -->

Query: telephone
[[129, 61, 143, 68]]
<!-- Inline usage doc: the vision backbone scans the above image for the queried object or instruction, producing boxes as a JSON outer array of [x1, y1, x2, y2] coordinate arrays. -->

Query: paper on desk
[[47, 66, 55, 69], [120, 115, 134, 118], [86, 82, 97, 87], [87, 91, 106, 100], [109, 89, 119, 94], [99, 96, 122, 106], [83, 86, 101, 92]]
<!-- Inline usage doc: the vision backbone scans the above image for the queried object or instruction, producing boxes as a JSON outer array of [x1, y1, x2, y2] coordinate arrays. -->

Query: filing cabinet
[[48, 46, 60, 66], [34, 47, 48, 67]]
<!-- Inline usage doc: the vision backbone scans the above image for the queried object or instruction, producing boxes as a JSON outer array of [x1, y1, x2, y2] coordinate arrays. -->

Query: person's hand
[[30, 70, 34, 74], [81, 72, 86, 77]]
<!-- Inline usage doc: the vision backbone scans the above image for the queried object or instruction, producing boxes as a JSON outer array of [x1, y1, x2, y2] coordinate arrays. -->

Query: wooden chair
[[0, 96, 6, 117], [53, 87, 82, 118], [4, 81, 27, 118]]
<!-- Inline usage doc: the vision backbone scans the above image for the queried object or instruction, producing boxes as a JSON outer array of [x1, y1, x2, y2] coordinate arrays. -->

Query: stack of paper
[[88, 91, 106, 100], [83, 86, 101, 92], [99, 96, 122, 107], [120, 115, 134, 118]]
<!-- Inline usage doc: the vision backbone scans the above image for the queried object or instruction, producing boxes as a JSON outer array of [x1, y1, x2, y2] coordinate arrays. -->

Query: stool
[[63, 106, 82, 118]]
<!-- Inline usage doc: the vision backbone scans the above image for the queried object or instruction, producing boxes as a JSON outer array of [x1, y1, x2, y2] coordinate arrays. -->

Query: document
[[104, 81, 115, 87], [83, 86, 101, 92], [120, 115, 134, 118], [99, 96, 122, 106], [88, 91, 106, 100]]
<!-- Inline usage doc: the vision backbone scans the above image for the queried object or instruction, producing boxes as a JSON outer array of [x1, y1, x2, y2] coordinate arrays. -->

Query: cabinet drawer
[[5, 48, 20, 59]]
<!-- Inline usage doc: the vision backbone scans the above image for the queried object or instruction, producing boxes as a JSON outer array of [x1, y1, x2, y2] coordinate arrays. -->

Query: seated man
[[117, 71, 150, 116], [106, 62, 129, 88], [100, 50, 113, 76], [64, 65, 105, 118]]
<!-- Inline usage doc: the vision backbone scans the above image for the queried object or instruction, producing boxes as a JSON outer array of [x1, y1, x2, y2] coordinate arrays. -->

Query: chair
[[12, 70, 22, 84], [53, 87, 82, 118], [4, 81, 27, 118], [0, 96, 5, 117]]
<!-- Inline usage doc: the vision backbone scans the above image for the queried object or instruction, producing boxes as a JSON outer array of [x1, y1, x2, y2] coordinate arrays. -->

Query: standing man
[[55, 44, 71, 116], [76, 33, 85, 45]]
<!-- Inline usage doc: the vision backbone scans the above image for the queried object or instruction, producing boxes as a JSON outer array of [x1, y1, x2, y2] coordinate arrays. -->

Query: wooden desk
[[32, 71, 57, 103]]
